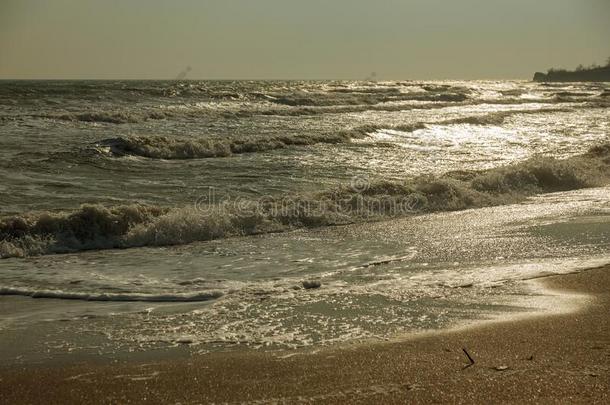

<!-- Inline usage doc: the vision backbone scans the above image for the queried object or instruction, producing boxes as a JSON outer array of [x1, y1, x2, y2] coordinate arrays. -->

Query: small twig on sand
[[462, 348, 475, 369]]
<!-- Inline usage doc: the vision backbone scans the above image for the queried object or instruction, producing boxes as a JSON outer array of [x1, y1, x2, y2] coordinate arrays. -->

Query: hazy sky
[[1, 0, 608, 80]]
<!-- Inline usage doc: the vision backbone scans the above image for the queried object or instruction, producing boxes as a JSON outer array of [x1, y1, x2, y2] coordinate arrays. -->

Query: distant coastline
[[534, 61, 610, 82]]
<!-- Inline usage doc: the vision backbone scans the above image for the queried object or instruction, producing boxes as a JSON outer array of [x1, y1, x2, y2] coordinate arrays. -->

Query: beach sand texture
[[1, 265, 608, 404]]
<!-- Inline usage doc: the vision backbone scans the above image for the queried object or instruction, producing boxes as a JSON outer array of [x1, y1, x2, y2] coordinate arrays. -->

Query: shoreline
[[1, 265, 609, 404]]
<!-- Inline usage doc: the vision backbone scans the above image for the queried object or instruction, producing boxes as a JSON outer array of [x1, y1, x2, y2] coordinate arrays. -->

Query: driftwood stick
[[462, 348, 475, 365]]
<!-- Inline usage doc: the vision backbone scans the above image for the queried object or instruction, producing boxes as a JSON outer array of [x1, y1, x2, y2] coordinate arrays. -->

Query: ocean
[[0, 80, 608, 362]]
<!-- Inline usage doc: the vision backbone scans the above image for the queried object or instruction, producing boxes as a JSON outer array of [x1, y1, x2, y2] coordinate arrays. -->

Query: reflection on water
[[0, 80, 608, 360]]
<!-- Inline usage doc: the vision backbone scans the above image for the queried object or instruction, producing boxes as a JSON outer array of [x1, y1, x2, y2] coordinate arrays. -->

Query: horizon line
[[0, 76, 531, 82]]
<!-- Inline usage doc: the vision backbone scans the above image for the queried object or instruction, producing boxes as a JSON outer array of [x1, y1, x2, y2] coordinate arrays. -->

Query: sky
[[0, 0, 608, 80]]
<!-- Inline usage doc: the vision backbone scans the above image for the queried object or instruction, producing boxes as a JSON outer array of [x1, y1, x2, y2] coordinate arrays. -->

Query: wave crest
[[89, 107, 575, 161], [2, 143, 608, 259], [264, 91, 469, 107], [0, 287, 223, 302], [94, 131, 359, 159]]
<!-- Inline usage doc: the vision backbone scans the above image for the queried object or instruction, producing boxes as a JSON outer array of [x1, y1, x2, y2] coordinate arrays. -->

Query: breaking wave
[[0, 286, 223, 302], [45, 111, 172, 124], [88, 107, 575, 160], [93, 130, 364, 159], [262, 91, 469, 107], [2, 143, 609, 259]]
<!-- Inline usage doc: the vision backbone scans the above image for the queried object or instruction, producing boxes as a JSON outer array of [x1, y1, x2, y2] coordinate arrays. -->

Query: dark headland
[[534, 60, 610, 82]]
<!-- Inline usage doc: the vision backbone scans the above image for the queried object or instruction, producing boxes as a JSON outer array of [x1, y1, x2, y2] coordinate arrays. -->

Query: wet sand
[[1, 265, 609, 404]]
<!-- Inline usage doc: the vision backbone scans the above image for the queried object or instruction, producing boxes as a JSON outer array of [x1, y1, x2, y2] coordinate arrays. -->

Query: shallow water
[[0, 80, 608, 360]]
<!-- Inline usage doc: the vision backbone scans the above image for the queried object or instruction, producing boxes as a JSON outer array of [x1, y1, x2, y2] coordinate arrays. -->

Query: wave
[[88, 107, 576, 161], [93, 130, 363, 159], [23, 94, 594, 125], [40, 101, 577, 128], [40, 110, 176, 124], [0, 286, 223, 302], [262, 91, 469, 107], [2, 143, 609, 259], [252, 100, 466, 117], [437, 107, 574, 126], [367, 106, 579, 135], [6, 80, 605, 126], [49, 112, 145, 124], [37, 97, 470, 124]]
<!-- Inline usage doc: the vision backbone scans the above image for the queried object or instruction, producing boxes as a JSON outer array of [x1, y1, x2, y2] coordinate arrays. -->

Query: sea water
[[0, 80, 608, 362]]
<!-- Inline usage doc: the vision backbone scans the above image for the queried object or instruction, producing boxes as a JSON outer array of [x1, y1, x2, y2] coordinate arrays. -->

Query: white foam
[[0, 286, 223, 302]]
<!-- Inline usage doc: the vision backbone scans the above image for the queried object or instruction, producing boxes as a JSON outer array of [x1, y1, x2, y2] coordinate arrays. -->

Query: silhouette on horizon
[[534, 58, 610, 82]]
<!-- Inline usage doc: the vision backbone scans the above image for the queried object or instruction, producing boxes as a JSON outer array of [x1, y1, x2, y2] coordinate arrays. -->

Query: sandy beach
[[1, 265, 608, 404]]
